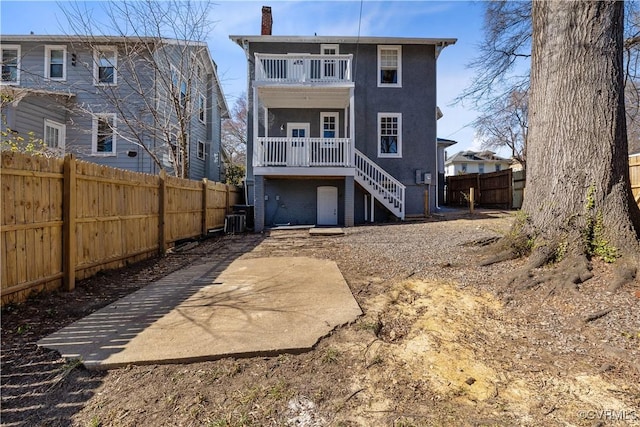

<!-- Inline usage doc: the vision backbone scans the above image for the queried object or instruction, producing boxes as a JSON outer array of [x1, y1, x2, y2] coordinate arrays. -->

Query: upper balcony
[[255, 53, 353, 85]]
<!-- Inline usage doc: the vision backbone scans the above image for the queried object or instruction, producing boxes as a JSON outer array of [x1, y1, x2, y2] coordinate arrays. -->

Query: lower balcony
[[254, 137, 352, 168]]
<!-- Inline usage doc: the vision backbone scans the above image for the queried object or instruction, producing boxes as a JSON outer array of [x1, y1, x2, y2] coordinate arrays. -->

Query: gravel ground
[[1, 210, 639, 426]]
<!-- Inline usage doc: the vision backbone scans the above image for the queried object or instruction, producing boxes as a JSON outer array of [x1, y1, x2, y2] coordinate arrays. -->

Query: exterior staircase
[[354, 149, 405, 220]]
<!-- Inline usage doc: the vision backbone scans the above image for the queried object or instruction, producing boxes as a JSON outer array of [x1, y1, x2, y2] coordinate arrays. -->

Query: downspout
[[434, 41, 451, 210]]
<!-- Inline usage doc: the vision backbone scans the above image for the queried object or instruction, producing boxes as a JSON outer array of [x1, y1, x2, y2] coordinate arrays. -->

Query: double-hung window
[[44, 119, 65, 150], [197, 140, 206, 160], [94, 47, 117, 85], [1, 46, 20, 84], [198, 94, 206, 123], [92, 114, 116, 155], [378, 113, 402, 158], [180, 81, 188, 107], [171, 66, 188, 108], [377, 45, 401, 87], [45, 45, 66, 80]]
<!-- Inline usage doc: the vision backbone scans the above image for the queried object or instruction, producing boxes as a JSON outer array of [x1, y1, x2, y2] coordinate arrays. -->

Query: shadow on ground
[[0, 233, 263, 426]]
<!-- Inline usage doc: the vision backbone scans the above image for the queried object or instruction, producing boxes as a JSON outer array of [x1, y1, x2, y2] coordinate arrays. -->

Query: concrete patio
[[38, 256, 362, 369]]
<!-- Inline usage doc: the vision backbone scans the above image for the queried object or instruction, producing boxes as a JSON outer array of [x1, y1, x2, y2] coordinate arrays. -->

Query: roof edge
[[229, 35, 457, 46], [0, 34, 208, 47]]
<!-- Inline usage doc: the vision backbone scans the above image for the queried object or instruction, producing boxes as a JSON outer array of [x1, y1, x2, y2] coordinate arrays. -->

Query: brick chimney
[[261, 6, 272, 35]]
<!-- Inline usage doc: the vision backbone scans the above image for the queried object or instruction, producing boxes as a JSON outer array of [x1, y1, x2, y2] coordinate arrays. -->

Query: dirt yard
[[2, 211, 639, 426]]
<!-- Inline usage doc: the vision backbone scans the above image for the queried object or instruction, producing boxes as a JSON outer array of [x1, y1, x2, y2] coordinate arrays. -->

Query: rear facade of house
[[232, 24, 455, 231], [1, 35, 227, 181]]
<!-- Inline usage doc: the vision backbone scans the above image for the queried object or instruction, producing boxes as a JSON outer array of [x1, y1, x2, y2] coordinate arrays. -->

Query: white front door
[[317, 186, 338, 226], [287, 122, 310, 166]]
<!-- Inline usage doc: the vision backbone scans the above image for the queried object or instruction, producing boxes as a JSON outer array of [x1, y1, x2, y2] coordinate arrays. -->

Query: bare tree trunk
[[523, 1, 640, 257]]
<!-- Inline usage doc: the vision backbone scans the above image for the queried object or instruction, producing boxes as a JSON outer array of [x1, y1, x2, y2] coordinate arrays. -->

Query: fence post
[[62, 154, 76, 291], [469, 187, 475, 215], [158, 170, 168, 255], [507, 168, 513, 209], [226, 185, 231, 214], [202, 178, 208, 236]]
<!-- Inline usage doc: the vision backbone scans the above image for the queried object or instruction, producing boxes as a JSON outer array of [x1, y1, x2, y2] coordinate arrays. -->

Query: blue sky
[[0, 0, 489, 154]]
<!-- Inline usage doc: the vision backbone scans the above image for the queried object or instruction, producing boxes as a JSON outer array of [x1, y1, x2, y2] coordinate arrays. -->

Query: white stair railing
[[354, 149, 405, 219]]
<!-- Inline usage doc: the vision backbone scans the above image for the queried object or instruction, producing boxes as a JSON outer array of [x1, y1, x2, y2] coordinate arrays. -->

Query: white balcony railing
[[255, 53, 353, 84], [255, 137, 352, 167]]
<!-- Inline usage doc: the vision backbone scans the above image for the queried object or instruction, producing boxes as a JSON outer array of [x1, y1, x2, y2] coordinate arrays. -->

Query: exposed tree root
[[479, 250, 520, 267], [608, 261, 637, 293], [508, 250, 593, 293], [478, 219, 639, 296]]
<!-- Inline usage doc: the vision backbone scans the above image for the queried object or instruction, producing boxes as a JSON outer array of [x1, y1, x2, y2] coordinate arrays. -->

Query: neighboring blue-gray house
[[0, 35, 228, 181], [231, 10, 455, 231]]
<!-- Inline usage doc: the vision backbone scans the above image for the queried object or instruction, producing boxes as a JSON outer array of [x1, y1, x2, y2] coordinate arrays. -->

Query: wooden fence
[[447, 157, 640, 211], [1, 152, 242, 305], [446, 169, 513, 209], [631, 154, 640, 207]]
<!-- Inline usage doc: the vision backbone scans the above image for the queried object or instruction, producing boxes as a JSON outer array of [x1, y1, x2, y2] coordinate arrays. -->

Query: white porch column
[[349, 87, 355, 166], [253, 86, 259, 167], [370, 193, 375, 223], [344, 107, 348, 138], [264, 106, 269, 137]]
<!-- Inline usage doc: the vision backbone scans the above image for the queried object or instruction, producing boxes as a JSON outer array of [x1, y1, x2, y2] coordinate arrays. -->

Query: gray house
[[231, 9, 456, 231], [0, 35, 228, 181]]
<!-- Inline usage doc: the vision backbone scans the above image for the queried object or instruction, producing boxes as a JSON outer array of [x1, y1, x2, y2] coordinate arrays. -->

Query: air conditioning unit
[[224, 214, 246, 234]]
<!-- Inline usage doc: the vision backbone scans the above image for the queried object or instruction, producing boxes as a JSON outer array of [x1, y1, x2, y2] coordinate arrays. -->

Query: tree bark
[[523, 1, 640, 256]]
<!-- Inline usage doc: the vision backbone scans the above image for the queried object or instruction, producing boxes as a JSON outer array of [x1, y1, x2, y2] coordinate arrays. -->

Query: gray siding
[[262, 178, 345, 228], [247, 40, 439, 220], [10, 96, 68, 140], [207, 73, 223, 181], [254, 175, 265, 232], [2, 38, 225, 181], [266, 108, 346, 138]]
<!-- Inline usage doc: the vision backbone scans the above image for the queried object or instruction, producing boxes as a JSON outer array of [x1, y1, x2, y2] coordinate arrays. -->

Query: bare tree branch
[[58, 0, 214, 177]]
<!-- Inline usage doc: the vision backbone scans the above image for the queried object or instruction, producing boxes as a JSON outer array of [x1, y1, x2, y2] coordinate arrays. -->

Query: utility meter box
[[424, 173, 432, 185]]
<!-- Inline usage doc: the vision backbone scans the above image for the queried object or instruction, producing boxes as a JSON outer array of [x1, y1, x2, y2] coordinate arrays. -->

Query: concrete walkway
[[38, 257, 362, 370]]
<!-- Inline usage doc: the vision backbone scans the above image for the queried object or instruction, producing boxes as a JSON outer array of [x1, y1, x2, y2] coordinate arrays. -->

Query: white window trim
[[44, 45, 67, 81], [43, 119, 65, 151], [198, 94, 206, 124], [320, 112, 339, 139], [1, 45, 21, 85], [377, 45, 402, 88], [93, 46, 117, 86], [377, 112, 402, 158], [321, 44, 339, 55], [197, 140, 206, 160], [91, 114, 117, 156]]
